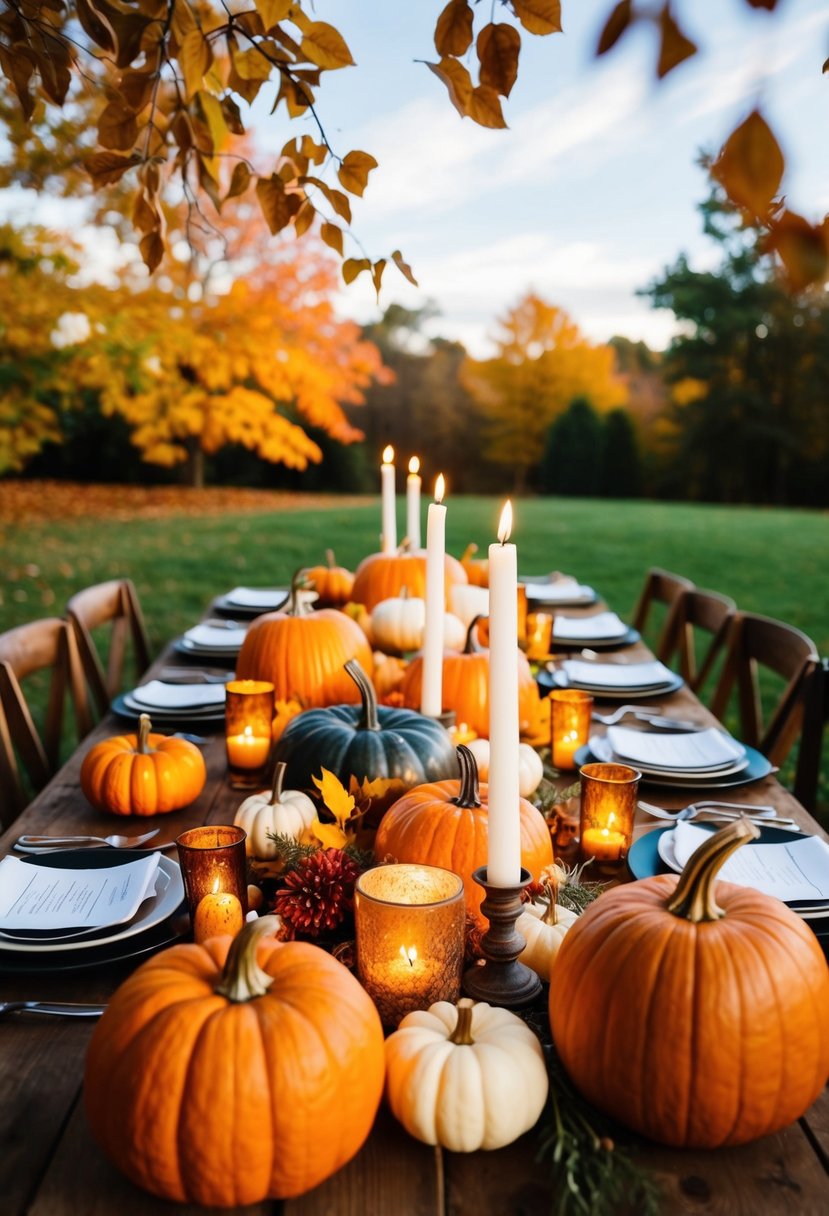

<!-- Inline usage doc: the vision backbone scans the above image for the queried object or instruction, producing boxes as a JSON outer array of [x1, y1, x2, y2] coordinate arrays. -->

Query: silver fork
[[0, 1001, 106, 1018], [592, 705, 662, 725], [15, 828, 161, 853], [638, 800, 798, 828]]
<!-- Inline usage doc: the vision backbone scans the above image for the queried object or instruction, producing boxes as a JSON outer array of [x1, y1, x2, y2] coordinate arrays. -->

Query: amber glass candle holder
[[355, 864, 466, 1028], [225, 679, 274, 789], [578, 762, 640, 866], [516, 584, 528, 645], [176, 825, 248, 944], [549, 688, 593, 770], [525, 612, 553, 660]]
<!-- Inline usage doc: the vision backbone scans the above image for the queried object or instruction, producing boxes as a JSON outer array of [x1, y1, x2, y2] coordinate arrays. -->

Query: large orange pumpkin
[[236, 575, 371, 707], [80, 712, 206, 816], [85, 916, 385, 1205], [351, 550, 467, 612], [400, 618, 540, 739], [550, 820, 829, 1149], [374, 745, 553, 924], [301, 549, 354, 607], [460, 542, 489, 587]]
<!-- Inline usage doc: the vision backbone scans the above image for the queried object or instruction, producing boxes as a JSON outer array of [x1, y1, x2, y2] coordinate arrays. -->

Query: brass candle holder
[[462, 866, 542, 1007]]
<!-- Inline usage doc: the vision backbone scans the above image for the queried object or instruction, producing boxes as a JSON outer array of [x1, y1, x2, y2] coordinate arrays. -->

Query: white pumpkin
[[517, 897, 579, 981], [385, 998, 548, 1152], [464, 738, 544, 798], [449, 583, 489, 628], [233, 762, 316, 859], [371, 592, 466, 654]]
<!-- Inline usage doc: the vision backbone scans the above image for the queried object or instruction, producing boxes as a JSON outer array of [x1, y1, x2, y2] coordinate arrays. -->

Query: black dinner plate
[[110, 693, 225, 726], [537, 667, 684, 701], [171, 638, 238, 663], [573, 742, 773, 790], [212, 591, 289, 618]]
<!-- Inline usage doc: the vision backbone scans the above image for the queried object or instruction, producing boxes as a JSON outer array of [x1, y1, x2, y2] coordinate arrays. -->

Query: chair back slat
[[632, 568, 695, 657], [66, 579, 152, 718], [662, 588, 736, 691]]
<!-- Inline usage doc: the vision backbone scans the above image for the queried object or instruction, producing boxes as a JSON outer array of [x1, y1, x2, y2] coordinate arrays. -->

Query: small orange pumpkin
[[351, 550, 468, 612], [460, 542, 489, 587], [80, 712, 206, 816], [374, 745, 553, 924], [301, 549, 354, 607], [400, 618, 540, 739], [236, 572, 372, 707], [85, 916, 385, 1205]]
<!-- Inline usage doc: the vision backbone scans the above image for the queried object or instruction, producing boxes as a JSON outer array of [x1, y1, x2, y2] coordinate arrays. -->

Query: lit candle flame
[[607, 811, 616, 830], [399, 945, 417, 967], [497, 500, 513, 544], [409, 456, 420, 475], [382, 445, 394, 464], [243, 725, 253, 739], [434, 473, 445, 504]]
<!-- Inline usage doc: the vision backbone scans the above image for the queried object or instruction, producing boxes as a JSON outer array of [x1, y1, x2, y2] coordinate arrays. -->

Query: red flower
[[274, 848, 361, 937]]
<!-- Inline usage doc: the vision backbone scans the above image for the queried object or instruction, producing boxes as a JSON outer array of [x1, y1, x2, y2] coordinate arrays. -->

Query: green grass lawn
[[2, 494, 827, 810]]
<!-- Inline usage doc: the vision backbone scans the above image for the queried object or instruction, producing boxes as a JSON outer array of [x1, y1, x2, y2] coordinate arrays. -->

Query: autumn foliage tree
[[462, 294, 627, 493]]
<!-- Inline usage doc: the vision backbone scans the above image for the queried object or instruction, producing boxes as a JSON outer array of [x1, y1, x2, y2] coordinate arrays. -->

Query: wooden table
[[2, 609, 828, 1216]]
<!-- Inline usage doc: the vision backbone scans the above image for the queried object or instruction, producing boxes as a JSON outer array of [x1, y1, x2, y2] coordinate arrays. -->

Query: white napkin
[[525, 583, 593, 604], [225, 586, 288, 609], [131, 680, 227, 710], [671, 822, 829, 901], [183, 623, 248, 649], [563, 659, 673, 689], [553, 612, 627, 640], [0, 854, 161, 931], [607, 726, 744, 771]]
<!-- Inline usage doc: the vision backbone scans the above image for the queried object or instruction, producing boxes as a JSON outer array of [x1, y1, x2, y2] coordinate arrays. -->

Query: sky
[[2, 0, 827, 358]]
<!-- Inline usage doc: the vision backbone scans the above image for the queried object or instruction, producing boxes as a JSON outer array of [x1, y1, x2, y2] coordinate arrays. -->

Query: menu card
[[672, 822, 829, 903], [553, 612, 627, 640], [0, 854, 161, 931]]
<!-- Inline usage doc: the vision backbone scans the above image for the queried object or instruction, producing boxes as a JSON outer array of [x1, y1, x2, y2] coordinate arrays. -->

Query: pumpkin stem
[[666, 818, 761, 923], [461, 542, 478, 563], [452, 745, 482, 808], [448, 998, 476, 1046], [214, 915, 280, 1002], [344, 658, 380, 731], [270, 761, 286, 805], [325, 548, 336, 569], [540, 880, 560, 926], [137, 712, 151, 754], [465, 616, 485, 654], [289, 569, 314, 616]]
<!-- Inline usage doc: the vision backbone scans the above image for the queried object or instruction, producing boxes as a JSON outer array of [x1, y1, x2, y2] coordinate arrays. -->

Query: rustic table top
[[1, 601, 827, 1216]]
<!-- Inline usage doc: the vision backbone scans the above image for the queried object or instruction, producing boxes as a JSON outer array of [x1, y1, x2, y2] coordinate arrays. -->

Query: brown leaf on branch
[[0, 45, 36, 121], [511, 0, 563, 37], [477, 23, 521, 98], [255, 0, 291, 33], [392, 250, 418, 287], [75, 0, 115, 52], [426, 57, 473, 118], [321, 222, 344, 255], [468, 84, 507, 129], [93, 2, 156, 70], [765, 209, 829, 291], [85, 150, 142, 186], [656, 4, 697, 78], [342, 257, 371, 285], [178, 28, 213, 101], [434, 0, 474, 57], [300, 21, 355, 70], [337, 150, 379, 197], [596, 0, 634, 56], [256, 174, 298, 234], [139, 228, 165, 274], [97, 102, 139, 151], [226, 161, 251, 200], [712, 109, 784, 219]]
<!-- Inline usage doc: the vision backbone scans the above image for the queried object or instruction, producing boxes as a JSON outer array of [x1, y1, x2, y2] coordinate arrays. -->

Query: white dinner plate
[[588, 735, 751, 780]]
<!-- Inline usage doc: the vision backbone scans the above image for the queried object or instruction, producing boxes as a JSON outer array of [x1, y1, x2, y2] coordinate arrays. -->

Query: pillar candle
[[421, 474, 446, 718], [406, 456, 422, 550], [486, 501, 522, 887], [381, 445, 396, 554]]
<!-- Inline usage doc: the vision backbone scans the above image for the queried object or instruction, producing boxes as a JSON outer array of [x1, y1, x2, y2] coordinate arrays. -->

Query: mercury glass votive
[[549, 688, 593, 770], [225, 679, 274, 788], [355, 864, 466, 1027], [525, 612, 553, 660], [176, 825, 248, 943], [579, 762, 640, 865]]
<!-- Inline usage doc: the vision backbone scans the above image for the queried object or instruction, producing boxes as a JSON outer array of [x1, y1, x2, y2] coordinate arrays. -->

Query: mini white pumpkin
[[371, 591, 466, 654], [449, 583, 489, 628], [518, 891, 579, 981], [233, 761, 316, 858], [384, 998, 549, 1152], [464, 738, 544, 798]]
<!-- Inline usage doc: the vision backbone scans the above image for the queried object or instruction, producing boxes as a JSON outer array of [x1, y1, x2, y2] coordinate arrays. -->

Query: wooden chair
[[66, 579, 152, 719], [631, 568, 695, 656], [658, 587, 736, 692], [0, 618, 90, 826], [709, 612, 820, 767], [792, 657, 828, 813]]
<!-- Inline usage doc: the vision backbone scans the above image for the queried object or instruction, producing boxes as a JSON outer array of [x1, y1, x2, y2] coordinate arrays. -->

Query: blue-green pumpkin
[[273, 659, 457, 791]]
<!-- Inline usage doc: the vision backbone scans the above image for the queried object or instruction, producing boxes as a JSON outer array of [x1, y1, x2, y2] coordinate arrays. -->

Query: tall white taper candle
[[421, 474, 446, 718], [406, 456, 422, 550], [381, 445, 396, 554]]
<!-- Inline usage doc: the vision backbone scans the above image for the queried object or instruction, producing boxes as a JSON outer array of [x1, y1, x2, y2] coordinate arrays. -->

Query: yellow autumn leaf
[[255, 0, 291, 33], [477, 22, 521, 98], [467, 84, 507, 129], [434, 0, 474, 57], [511, 0, 562, 37], [426, 57, 472, 118], [392, 250, 418, 287], [712, 109, 784, 219], [342, 256, 371, 285], [300, 21, 354, 71], [312, 767, 356, 827], [178, 28, 212, 101], [310, 817, 349, 850], [337, 150, 378, 197]]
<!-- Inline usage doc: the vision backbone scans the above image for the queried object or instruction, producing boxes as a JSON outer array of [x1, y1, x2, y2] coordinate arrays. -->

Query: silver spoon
[[15, 828, 161, 854], [592, 705, 662, 725], [638, 800, 798, 829]]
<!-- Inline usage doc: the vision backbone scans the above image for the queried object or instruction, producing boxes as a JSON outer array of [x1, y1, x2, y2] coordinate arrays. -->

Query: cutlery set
[[638, 800, 798, 829], [591, 706, 703, 731], [14, 829, 170, 854]]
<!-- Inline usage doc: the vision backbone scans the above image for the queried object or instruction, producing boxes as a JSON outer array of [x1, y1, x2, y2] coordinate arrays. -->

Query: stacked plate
[[173, 620, 248, 661], [212, 586, 290, 617], [0, 850, 185, 972], [540, 657, 683, 700], [521, 578, 597, 608], [583, 725, 774, 790], [113, 679, 227, 725], [551, 612, 639, 649]]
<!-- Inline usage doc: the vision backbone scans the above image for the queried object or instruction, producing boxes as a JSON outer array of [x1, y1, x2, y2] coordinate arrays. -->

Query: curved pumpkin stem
[[449, 998, 476, 1045], [214, 914, 280, 1002], [540, 879, 560, 926], [465, 616, 486, 654], [453, 744, 481, 808], [136, 713, 152, 754], [461, 542, 478, 563], [344, 658, 380, 731], [325, 548, 336, 569], [270, 761, 286, 806], [289, 569, 314, 616], [666, 818, 760, 923]]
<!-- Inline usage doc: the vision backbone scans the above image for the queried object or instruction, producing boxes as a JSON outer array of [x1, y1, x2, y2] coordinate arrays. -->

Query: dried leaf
[[220, 95, 245, 135], [117, 69, 154, 112], [310, 817, 348, 850], [300, 21, 354, 70], [0, 45, 36, 122], [656, 4, 697, 79], [766, 209, 829, 292], [293, 199, 315, 237], [477, 23, 521, 97], [743, 0, 778, 9], [139, 227, 164, 273], [312, 768, 356, 828], [178, 28, 213, 101], [511, 0, 562, 37], [342, 257, 371, 285], [92, 1, 156, 70], [97, 102, 139, 151], [302, 176, 352, 223], [301, 134, 327, 165], [170, 0, 197, 46], [712, 109, 784, 218], [85, 150, 142, 186], [255, 0, 291, 32], [596, 0, 634, 56], [426, 57, 473, 118], [226, 161, 251, 200], [467, 84, 507, 128], [337, 149, 378, 197], [434, 0, 474, 57], [231, 46, 274, 82], [371, 257, 386, 300], [321, 221, 344, 255], [75, 0, 114, 51], [392, 249, 418, 287], [256, 174, 296, 233]]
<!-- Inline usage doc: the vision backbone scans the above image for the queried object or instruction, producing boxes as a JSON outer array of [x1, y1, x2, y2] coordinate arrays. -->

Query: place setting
[[211, 585, 290, 617], [172, 617, 249, 661], [579, 722, 775, 790], [112, 678, 228, 725], [538, 654, 684, 699], [520, 574, 598, 608]]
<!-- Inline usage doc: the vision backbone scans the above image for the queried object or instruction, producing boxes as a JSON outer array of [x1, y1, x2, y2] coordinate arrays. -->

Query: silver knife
[[0, 1000, 107, 1018]]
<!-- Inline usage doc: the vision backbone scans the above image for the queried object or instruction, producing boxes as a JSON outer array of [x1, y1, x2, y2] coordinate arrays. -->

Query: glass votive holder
[[578, 762, 640, 865], [516, 584, 528, 645], [549, 688, 593, 770], [354, 863, 466, 1028], [225, 679, 274, 789], [525, 612, 553, 660], [176, 825, 248, 944]]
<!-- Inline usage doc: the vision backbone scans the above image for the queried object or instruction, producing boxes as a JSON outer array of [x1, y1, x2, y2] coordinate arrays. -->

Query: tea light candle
[[421, 473, 446, 718], [487, 501, 521, 887], [406, 456, 422, 550], [450, 720, 477, 746], [579, 762, 640, 865], [381, 445, 396, 553], [193, 888, 245, 943], [355, 864, 465, 1027], [225, 678, 274, 788], [226, 726, 271, 769], [550, 689, 593, 771], [580, 820, 626, 863], [176, 825, 248, 942]]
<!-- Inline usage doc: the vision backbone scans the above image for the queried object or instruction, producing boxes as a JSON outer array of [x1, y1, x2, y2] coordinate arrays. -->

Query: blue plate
[[110, 693, 224, 727], [627, 823, 804, 880], [574, 742, 773, 790], [537, 666, 683, 701]]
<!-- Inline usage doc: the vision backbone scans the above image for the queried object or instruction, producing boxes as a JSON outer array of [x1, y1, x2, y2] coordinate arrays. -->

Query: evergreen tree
[[539, 398, 602, 496], [599, 410, 643, 498]]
